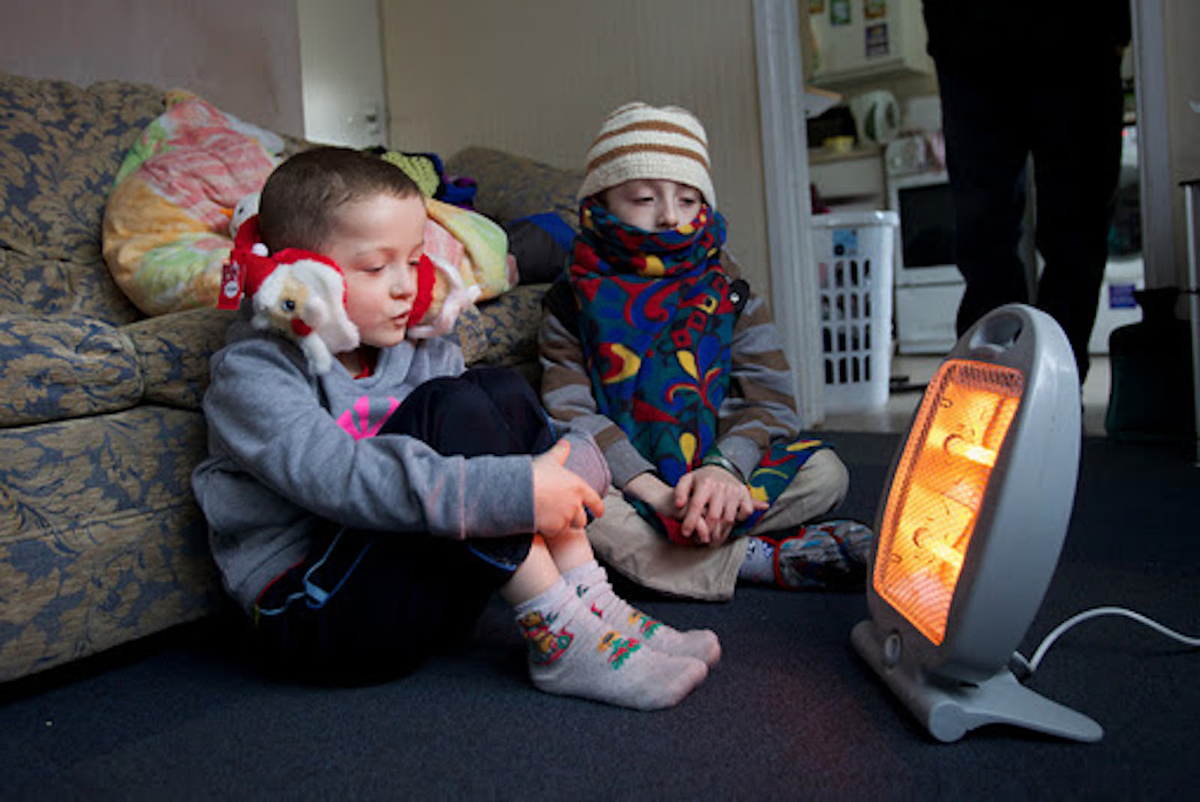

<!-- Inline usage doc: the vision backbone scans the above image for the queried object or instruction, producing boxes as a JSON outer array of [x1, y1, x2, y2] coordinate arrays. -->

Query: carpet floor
[[1, 433, 1196, 800]]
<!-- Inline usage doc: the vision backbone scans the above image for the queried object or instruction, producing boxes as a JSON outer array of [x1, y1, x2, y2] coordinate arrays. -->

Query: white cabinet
[[808, 0, 933, 87], [809, 146, 886, 211]]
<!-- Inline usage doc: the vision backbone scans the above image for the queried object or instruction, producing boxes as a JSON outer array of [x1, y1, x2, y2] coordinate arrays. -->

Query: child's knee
[[466, 365, 536, 401], [804, 448, 850, 512], [465, 366, 545, 419]]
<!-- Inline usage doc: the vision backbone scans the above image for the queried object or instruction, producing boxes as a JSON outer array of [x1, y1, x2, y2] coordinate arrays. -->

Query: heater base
[[852, 620, 1104, 743]]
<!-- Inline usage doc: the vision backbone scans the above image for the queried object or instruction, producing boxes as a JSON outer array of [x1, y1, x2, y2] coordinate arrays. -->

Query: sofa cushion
[[452, 283, 547, 367], [0, 73, 165, 324], [444, 147, 584, 228], [0, 405, 221, 682], [0, 315, 143, 427], [123, 307, 235, 410], [0, 250, 141, 321]]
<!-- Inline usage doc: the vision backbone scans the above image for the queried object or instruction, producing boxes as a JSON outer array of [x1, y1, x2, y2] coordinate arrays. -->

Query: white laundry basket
[[810, 211, 898, 414]]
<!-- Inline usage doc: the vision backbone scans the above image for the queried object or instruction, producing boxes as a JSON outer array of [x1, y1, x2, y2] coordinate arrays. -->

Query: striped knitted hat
[[577, 102, 716, 209]]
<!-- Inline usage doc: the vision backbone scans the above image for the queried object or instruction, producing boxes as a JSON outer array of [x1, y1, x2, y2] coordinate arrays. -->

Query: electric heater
[[851, 304, 1103, 743]]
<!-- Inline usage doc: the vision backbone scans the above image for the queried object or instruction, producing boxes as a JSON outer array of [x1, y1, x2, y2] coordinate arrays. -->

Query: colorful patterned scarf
[[569, 198, 816, 541]]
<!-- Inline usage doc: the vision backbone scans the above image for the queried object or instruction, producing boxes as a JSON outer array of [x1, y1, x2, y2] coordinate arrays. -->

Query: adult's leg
[[1029, 57, 1125, 380], [937, 67, 1032, 337]]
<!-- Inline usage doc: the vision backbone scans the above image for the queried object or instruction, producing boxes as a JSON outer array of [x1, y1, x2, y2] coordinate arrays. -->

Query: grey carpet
[[2, 433, 1196, 800]]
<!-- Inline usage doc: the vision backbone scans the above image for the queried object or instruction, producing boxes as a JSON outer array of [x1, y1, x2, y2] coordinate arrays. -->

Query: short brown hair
[[257, 146, 421, 253]]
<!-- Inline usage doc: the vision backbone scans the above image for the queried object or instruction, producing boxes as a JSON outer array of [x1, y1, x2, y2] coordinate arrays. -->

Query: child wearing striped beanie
[[539, 102, 871, 601], [576, 102, 717, 213]]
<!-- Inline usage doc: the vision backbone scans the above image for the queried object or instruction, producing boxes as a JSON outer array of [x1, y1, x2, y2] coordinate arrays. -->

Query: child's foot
[[740, 520, 873, 590], [515, 580, 708, 711], [563, 561, 721, 666]]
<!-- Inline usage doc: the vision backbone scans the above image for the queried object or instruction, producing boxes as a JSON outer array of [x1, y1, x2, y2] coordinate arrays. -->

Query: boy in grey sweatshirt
[[192, 146, 718, 709]]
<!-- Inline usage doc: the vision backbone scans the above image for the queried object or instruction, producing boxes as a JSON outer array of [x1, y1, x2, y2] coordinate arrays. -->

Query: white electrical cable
[[1013, 606, 1200, 678]]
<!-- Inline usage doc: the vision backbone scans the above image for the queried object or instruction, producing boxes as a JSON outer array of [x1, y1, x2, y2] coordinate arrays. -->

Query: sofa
[[0, 72, 582, 682]]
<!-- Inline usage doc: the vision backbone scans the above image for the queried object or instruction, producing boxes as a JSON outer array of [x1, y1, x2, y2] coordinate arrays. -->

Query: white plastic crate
[[811, 211, 898, 413]]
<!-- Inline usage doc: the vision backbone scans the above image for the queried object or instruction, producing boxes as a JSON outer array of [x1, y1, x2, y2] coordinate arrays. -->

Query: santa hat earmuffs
[[220, 214, 437, 374], [409, 251, 437, 328]]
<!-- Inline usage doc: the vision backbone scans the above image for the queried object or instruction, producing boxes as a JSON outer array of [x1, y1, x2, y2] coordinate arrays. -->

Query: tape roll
[[849, 90, 901, 145]]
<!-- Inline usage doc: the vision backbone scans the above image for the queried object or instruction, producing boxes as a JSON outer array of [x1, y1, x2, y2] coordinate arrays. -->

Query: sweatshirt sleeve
[[201, 339, 535, 539]]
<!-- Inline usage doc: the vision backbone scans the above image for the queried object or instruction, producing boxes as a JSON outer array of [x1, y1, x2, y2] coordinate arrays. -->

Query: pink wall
[[0, 0, 303, 136]]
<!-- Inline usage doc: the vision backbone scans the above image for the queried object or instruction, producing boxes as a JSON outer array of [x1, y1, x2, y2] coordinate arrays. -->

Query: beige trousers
[[586, 448, 851, 601]]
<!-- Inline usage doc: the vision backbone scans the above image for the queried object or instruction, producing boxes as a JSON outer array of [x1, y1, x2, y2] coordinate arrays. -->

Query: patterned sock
[[740, 520, 874, 590], [562, 560, 722, 667], [738, 536, 778, 584], [514, 578, 709, 711]]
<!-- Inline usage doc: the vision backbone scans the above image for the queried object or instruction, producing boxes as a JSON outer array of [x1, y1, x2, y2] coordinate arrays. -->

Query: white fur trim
[[251, 258, 359, 374]]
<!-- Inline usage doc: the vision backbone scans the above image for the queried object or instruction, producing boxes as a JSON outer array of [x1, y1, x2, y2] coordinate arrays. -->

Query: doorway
[[297, 0, 388, 148]]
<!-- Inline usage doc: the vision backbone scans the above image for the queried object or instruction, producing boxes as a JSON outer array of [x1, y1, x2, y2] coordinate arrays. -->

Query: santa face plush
[[251, 254, 360, 375]]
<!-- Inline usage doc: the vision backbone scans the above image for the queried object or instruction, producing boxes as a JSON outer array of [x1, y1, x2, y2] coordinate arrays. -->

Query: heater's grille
[[875, 359, 1024, 645]]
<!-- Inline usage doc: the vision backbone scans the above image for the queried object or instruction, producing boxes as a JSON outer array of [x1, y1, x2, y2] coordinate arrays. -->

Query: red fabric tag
[[217, 258, 243, 310]]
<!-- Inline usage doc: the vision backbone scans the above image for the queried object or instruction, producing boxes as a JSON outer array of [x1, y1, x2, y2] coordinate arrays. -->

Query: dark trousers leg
[[385, 366, 554, 570], [938, 61, 1124, 380], [937, 68, 1032, 339], [1029, 56, 1125, 379], [386, 366, 557, 459], [253, 368, 549, 683]]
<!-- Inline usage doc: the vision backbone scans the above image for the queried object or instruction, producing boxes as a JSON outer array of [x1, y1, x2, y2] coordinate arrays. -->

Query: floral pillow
[[101, 92, 283, 316], [102, 93, 514, 323]]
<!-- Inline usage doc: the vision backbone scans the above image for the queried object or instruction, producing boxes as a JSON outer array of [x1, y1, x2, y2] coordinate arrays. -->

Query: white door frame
[[1132, 0, 1177, 289], [753, 0, 824, 426]]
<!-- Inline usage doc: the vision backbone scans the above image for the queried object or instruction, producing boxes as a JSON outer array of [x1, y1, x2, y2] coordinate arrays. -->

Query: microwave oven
[[886, 170, 961, 288]]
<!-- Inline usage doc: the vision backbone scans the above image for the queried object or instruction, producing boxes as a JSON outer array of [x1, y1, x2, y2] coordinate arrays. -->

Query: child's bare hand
[[675, 465, 767, 546], [623, 472, 679, 518], [531, 439, 605, 539]]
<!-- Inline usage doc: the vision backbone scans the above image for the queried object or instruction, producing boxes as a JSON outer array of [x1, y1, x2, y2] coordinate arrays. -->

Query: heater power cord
[[1010, 606, 1200, 679]]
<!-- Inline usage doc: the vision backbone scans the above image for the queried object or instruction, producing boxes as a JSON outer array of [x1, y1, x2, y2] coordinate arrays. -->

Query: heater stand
[[852, 620, 1104, 743]]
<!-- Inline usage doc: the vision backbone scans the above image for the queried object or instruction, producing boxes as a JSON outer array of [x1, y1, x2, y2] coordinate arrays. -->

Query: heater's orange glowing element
[[874, 359, 1024, 645]]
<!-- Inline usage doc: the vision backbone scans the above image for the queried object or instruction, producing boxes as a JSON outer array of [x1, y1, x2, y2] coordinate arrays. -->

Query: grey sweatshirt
[[192, 317, 609, 613]]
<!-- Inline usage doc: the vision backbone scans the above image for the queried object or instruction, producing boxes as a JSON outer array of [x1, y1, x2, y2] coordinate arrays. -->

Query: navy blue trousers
[[937, 56, 1124, 379], [253, 367, 552, 684]]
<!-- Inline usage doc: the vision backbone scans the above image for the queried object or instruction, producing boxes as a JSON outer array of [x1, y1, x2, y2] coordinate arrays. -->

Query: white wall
[[379, 0, 774, 295], [0, 0, 304, 136]]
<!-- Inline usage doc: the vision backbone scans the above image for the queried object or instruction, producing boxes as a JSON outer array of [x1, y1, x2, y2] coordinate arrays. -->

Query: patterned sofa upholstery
[[0, 72, 581, 682]]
